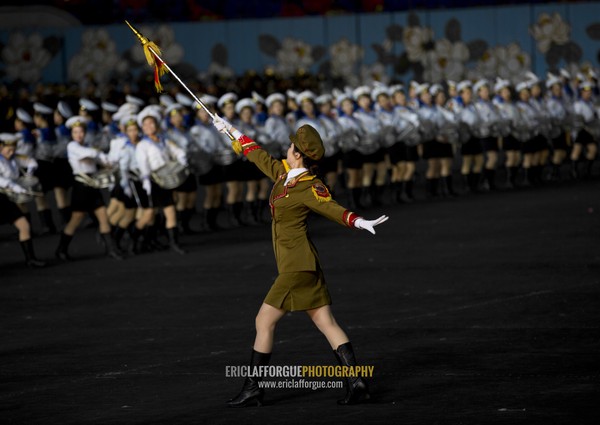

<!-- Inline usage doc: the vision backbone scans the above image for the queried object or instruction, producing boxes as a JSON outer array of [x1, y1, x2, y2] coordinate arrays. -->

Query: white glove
[[121, 180, 132, 198], [213, 115, 242, 139], [142, 178, 152, 196], [10, 183, 28, 194], [354, 215, 389, 235], [26, 162, 37, 175], [213, 115, 232, 133], [98, 152, 110, 166]]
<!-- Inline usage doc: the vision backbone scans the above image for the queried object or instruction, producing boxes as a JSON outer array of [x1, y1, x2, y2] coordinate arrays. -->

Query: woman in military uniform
[[213, 116, 388, 407]]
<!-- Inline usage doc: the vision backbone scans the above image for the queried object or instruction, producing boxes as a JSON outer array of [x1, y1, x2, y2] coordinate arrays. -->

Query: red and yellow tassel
[[126, 21, 169, 93]]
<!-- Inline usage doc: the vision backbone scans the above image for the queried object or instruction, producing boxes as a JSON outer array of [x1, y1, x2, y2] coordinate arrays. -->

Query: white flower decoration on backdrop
[[276, 37, 314, 77], [329, 38, 364, 84], [1, 32, 51, 84], [473, 43, 531, 84], [360, 62, 389, 85], [130, 25, 184, 66], [402, 25, 434, 63], [530, 12, 570, 54], [68, 28, 119, 84], [422, 38, 469, 82]]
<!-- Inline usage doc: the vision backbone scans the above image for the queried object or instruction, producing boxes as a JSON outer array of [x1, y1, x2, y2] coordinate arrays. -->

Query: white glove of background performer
[[10, 183, 28, 194], [142, 178, 152, 196], [354, 215, 389, 235]]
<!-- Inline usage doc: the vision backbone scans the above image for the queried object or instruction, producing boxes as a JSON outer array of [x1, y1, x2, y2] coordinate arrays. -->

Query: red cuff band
[[243, 145, 261, 156], [343, 210, 360, 228], [239, 135, 255, 146]]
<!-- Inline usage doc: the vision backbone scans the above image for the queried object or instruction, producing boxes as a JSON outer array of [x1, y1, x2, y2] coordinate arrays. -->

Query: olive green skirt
[[264, 269, 332, 311]]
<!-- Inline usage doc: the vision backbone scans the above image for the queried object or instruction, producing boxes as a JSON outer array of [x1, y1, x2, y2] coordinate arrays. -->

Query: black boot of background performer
[[227, 350, 272, 408], [55, 232, 73, 261], [20, 239, 46, 268], [334, 342, 370, 405], [167, 227, 186, 255], [100, 232, 123, 260]]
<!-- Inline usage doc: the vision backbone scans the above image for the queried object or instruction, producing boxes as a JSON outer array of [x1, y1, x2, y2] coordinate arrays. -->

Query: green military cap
[[289, 124, 324, 161]]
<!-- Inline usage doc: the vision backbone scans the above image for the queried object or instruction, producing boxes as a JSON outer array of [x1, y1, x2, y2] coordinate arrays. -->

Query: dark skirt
[[343, 150, 363, 169], [264, 269, 331, 312], [174, 173, 198, 192], [70, 180, 105, 213], [35, 159, 56, 192], [460, 138, 483, 156], [422, 140, 451, 159], [551, 132, 568, 151], [387, 142, 406, 164], [480, 137, 499, 152], [239, 157, 264, 181], [405, 145, 419, 162], [221, 160, 245, 182], [197, 166, 224, 186], [0, 193, 24, 224], [362, 148, 385, 164], [521, 138, 538, 154], [503, 135, 521, 151], [53, 158, 74, 189], [575, 129, 595, 146], [320, 153, 340, 174]]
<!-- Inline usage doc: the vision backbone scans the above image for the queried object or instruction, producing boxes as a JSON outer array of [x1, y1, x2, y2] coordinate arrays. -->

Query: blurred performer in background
[[189, 96, 223, 231], [55, 116, 123, 261], [135, 107, 187, 254], [456, 81, 484, 192], [212, 115, 388, 407], [473, 80, 502, 191], [0, 133, 46, 268], [432, 84, 459, 197], [515, 82, 540, 186], [337, 92, 364, 208], [493, 78, 522, 188], [570, 80, 598, 178], [166, 103, 198, 234], [53, 101, 75, 225], [392, 85, 420, 203], [545, 73, 570, 181]]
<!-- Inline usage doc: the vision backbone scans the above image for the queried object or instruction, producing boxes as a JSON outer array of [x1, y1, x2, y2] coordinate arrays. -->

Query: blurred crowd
[[1, 64, 599, 267]]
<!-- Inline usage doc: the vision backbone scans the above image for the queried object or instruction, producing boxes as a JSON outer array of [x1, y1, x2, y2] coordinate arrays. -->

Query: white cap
[[546, 73, 561, 89], [429, 84, 443, 96], [515, 82, 529, 93], [159, 94, 175, 107], [175, 93, 193, 107], [371, 86, 390, 101], [409, 80, 420, 89], [0, 133, 18, 144], [286, 90, 298, 100], [33, 102, 53, 115], [415, 83, 430, 96], [251, 91, 265, 104], [389, 84, 404, 94], [447, 80, 457, 88], [559, 68, 571, 79], [217, 92, 238, 109], [119, 114, 138, 128], [79, 98, 98, 111], [494, 78, 510, 92], [315, 94, 333, 105], [65, 115, 88, 129], [137, 107, 162, 128], [265, 93, 285, 108], [473, 79, 489, 93], [16, 108, 32, 123], [57, 101, 73, 119], [101, 101, 118, 113], [296, 90, 316, 104], [198, 95, 218, 107], [235, 98, 256, 114], [580, 80, 594, 91], [336, 92, 352, 104], [352, 85, 371, 101], [165, 103, 184, 116], [125, 95, 145, 107], [457, 80, 472, 93], [525, 71, 539, 84], [576, 72, 586, 82]]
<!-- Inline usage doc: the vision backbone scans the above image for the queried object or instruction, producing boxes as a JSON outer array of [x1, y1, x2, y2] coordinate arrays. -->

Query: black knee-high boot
[[586, 159, 595, 178], [404, 180, 414, 201], [20, 239, 46, 268], [484, 168, 496, 190], [227, 350, 272, 408], [167, 227, 186, 255], [181, 208, 196, 234], [334, 342, 370, 405], [444, 175, 456, 196], [55, 232, 73, 261], [40, 209, 57, 234], [508, 166, 519, 188], [112, 226, 126, 250], [206, 208, 220, 231], [100, 232, 123, 260], [350, 187, 363, 209]]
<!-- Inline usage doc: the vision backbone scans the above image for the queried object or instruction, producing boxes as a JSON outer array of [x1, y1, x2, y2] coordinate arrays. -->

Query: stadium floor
[[1, 180, 599, 424]]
